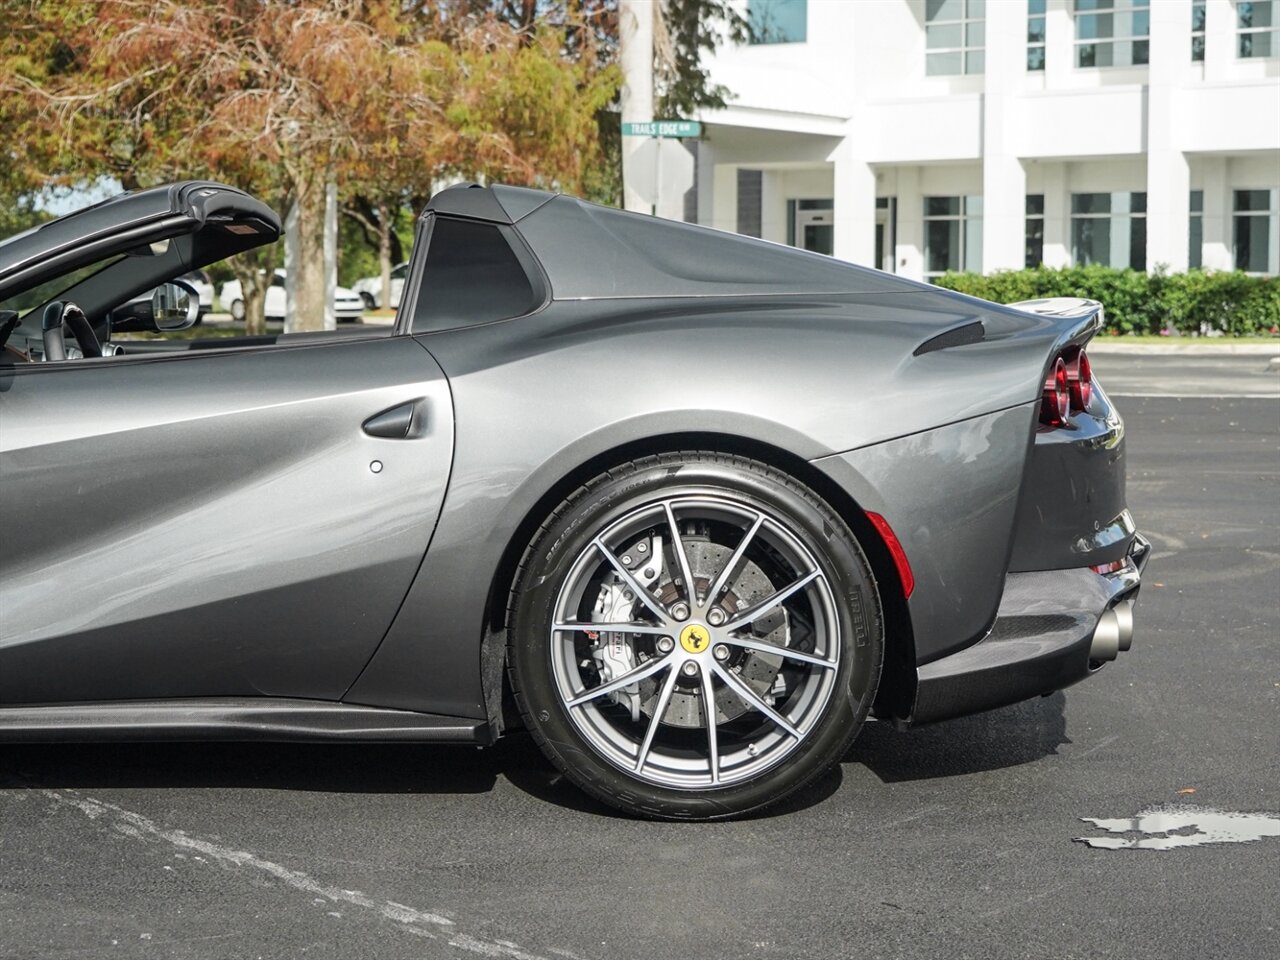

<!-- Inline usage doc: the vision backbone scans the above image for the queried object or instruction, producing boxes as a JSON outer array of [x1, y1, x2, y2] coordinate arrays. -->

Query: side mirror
[[151, 280, 200, 331]]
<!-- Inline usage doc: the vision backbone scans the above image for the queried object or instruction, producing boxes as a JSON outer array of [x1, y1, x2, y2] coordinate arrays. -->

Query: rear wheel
[[228, 298, 245, 321], [507, 452, 883, 820]]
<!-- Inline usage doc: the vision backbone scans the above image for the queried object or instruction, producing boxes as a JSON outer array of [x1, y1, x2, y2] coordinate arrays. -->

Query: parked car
[[220, 269, 365, 322], [0, 180, 1148, 820], [351, 261, 408, 310]]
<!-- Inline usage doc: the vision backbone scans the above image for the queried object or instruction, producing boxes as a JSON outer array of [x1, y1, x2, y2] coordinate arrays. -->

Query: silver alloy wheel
[[549, 494, 841, 789]]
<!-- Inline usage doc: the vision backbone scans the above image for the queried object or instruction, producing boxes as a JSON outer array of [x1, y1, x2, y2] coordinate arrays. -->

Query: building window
[[1028, 0, 1047, 69], [748, 0, 807, 44], [737, 169, 763, 239], [1189, 191, 1203, 269], [1074, 0, 1150, 68], [1192, 1, 1207, 60], [1233, 189, 1279, 273], [924, 195, 983, 277], [1071, 192, 1147, 270], [1237, 1, 1277, 57], [926, 0, 986, 76], [1026, 194, 1045, 267]]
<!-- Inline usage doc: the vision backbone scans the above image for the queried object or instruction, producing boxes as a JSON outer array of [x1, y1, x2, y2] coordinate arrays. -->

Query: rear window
[[411, 217, 538, 332]]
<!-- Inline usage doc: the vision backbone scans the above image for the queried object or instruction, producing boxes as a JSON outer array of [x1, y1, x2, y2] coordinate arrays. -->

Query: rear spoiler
[[1010, 297, 1105, 354]]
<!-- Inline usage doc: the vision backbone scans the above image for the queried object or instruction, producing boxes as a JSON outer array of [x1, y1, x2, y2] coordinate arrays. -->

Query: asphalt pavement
[[2, 357, 1277, 960]]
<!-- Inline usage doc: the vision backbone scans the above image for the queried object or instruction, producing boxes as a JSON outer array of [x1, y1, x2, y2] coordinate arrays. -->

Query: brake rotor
[[637, 536, 787, 728]]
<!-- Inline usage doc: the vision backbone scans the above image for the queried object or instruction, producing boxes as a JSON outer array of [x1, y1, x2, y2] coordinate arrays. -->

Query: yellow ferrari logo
[[679, 624, 710, 654]]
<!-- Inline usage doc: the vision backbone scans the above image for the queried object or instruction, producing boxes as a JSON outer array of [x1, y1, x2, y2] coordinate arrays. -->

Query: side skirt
[[0, 698, 491, 745]]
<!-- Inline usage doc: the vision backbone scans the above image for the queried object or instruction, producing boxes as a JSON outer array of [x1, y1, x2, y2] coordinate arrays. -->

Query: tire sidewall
[[509, 455, 883, 819]]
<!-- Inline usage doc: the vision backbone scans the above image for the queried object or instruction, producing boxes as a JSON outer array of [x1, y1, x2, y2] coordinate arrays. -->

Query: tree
[[2, 1, 620, 331]]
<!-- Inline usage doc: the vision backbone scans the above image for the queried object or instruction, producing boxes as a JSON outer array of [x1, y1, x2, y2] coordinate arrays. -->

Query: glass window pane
[[926, 219, 962, 274], [1234, 214, 1270, 272], [1234, 190, 1272, 212], [1073, 217, 1110, 265], [927, 0, 964, 21], [1077, 13, 1106, 40], [1073, 193, 1111, 214], [1030, 0, 1047, 14], [1028, 17, 1047, 43], [1129, 192, 1147, 213], [1133, 38, 1150, 63], [1028, 45, 1047, 69], [1077, 43, 1098, 66], [927, 23, 964, 47], [1026, 194, 1046, 215], [1240, 30, 1275, 57], [414, 218, 535, 332], [1192, 1, 1206, 32], [1026, 217, 1045, 268], [965, 195, 984, 216], [1129, 216, 1147, 269], [1190, 190, 1204, 213], [964, 214, 983, 272], [1131, 9, 1150, 37], [1189, 214, 1203, 269], [967, 22, 986, 46], [967, 0, 986, 17], [926, 196, 962, 217], [927, 51, 964, 74], [748, 0, 808, 44], [966, 49, 986, 73], [1192, 34, 1206, 59]]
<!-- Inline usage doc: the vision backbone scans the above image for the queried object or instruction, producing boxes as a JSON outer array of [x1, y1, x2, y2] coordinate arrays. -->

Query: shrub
[[934, 266, 1279, 336]]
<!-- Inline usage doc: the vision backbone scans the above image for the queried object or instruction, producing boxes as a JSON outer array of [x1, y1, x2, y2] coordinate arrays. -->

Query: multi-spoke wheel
[[508, 452, 883, 820]]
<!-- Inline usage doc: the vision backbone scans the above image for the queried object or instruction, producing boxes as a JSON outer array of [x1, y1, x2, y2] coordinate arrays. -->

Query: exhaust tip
[[1090, 608, 1121, 661], [1113, 600, 1135, 652]]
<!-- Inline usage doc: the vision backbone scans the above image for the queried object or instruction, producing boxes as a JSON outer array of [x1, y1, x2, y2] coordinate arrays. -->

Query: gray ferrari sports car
[[0, 181, 1148, 819]]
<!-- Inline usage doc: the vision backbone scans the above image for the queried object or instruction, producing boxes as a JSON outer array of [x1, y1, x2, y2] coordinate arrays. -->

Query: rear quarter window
[[411, 217, 539, 333]]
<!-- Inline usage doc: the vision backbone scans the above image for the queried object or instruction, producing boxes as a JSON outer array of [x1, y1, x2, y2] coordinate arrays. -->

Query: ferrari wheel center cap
[[679, 623, 712, 655]]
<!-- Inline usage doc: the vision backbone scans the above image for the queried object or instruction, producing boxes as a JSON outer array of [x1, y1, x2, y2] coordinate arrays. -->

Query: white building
[[683, 0, 1280, 279]]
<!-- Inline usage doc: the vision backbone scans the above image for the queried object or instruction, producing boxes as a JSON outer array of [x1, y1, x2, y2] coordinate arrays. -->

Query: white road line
[[41, 789, 560, 960], [1108, 392, 1280, 399]]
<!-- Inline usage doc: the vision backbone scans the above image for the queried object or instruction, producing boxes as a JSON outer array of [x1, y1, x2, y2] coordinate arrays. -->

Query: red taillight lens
[[1068, 350, 1093, 411], [1040, 357, 1070, 426]]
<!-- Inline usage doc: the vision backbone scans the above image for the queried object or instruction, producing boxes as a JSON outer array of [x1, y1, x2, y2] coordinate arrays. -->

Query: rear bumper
[[906, 533, 1149, 726]]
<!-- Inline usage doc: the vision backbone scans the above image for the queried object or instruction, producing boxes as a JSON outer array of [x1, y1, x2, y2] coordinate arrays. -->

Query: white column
[[1042, 162, 1071, 267], [1045, 0, 1074, 82], [1201, 156, 1232, 270], [620, 0, 654, 213], [696, 140, 717, 226], [832, 136, 876, 266], [710, 164, 737, 234], [1203, 0, 1235, 83], [895, 166, 924, 281], [1146, 0, 1190, 272], [982, 0, 1027, 273]]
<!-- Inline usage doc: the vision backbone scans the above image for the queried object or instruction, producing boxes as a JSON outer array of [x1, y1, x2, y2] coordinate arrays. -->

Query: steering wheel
[[41, 301, 102, 361]]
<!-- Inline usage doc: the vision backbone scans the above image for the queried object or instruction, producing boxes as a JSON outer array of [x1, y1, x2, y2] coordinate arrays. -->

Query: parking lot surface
[[2, 362, 1277, 960]]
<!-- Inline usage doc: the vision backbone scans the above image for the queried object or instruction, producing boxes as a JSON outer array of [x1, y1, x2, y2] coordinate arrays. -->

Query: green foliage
[[934, 266, 1280, 336]]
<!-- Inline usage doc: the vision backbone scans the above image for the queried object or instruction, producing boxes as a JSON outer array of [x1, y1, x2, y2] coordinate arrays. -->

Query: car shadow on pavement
[[0, 693, 1067, 818], [0, 740, 503, 795], [845, 690, 1070, 783]]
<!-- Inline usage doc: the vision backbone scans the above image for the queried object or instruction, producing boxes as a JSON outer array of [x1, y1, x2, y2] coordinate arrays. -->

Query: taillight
[[1040, 357, 1070, 426], [1068, 350, 1093, 411]]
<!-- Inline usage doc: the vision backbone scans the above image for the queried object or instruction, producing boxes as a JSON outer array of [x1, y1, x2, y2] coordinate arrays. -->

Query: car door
[[0, 334, 453, 704]]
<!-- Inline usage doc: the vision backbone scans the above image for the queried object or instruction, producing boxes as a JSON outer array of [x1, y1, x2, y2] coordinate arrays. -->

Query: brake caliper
[[589, 534, 664, 722]]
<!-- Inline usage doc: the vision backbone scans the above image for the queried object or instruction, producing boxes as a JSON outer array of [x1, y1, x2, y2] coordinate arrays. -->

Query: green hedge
[[933, 265, 1280, 336]]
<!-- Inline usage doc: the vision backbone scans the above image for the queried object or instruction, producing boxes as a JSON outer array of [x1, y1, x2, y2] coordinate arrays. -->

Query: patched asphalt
[[2, 365, 1277, 960]]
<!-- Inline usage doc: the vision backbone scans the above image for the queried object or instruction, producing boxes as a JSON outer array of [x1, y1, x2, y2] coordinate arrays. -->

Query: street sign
[[625, 138, 694, 210], [622, 120, 702, 139]]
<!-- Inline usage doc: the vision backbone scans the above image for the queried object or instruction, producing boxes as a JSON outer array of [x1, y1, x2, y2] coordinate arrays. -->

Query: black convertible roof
[[0, 182, 280, 302], [424, 182, 922, 300]]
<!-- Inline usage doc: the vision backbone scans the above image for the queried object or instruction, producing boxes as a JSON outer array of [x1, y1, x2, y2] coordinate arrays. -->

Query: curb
[[1087, 341, 1280, 356]]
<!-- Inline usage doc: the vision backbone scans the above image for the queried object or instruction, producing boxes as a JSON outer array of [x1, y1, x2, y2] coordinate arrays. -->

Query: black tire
[[507, 452, 883, 820], [229, 299, 245, 322]]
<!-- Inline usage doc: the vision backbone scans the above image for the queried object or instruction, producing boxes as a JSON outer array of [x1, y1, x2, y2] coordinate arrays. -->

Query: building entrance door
[[795, 204, 834, 255]]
